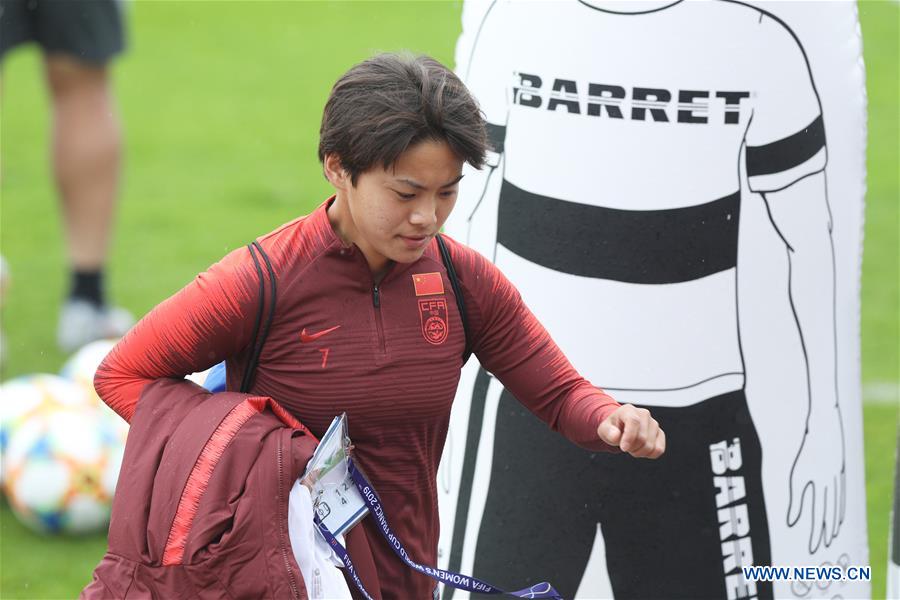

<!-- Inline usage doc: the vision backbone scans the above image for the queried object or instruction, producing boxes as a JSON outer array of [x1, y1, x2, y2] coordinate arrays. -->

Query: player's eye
[[394, 190, 416, 200], [439, 189, 458, 198]]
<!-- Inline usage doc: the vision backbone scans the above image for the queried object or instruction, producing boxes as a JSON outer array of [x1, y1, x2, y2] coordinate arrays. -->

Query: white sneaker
[[57, 299, 135, 353]]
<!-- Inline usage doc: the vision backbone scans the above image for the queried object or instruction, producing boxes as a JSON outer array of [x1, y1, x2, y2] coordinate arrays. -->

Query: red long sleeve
[[94, 243, 265, 422]]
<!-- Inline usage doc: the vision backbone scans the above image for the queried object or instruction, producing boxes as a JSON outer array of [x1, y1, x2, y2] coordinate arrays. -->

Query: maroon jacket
[[81, 378, 381, 599]]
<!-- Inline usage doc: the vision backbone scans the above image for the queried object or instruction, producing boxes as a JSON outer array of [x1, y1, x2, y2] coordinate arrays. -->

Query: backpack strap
[[241, 240, 277, 393], [436, 234, 472, 366]]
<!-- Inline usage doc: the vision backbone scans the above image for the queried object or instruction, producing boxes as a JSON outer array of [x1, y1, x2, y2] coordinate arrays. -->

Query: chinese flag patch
[[412, 272, 444, 296]]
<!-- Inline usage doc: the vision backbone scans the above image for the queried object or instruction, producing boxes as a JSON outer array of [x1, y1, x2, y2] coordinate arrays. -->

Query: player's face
[[327, 139, 464, 275]]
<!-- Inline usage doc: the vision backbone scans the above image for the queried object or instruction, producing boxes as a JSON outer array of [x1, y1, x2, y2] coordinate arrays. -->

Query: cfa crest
[[418, 298, 449, 345]]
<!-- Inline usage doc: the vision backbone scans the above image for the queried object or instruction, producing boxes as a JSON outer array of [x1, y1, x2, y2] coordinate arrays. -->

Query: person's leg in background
[[0, 0, 134, 351], [1, 0, 133, 353], [45, 52, 132, 351]]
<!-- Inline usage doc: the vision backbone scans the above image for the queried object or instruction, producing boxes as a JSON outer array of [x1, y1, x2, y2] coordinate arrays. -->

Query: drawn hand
[[787, 402, 846, 553]]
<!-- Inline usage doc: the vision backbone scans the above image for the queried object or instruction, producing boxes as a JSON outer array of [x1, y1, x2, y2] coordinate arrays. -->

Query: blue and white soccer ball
[[2, 403, 123, 534], [0, 374, 94, 473]]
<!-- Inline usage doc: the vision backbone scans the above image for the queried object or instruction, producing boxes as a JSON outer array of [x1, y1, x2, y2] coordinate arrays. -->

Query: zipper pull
[[372, 284, 381, 308]]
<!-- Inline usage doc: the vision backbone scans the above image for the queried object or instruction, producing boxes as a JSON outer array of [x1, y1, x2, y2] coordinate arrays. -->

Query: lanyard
[[314, 458, 563, 600]]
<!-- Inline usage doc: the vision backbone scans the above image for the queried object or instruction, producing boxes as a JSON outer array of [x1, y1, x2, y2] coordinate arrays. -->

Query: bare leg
[[45, 54, 132, 352], [44, 53, 121, 274]]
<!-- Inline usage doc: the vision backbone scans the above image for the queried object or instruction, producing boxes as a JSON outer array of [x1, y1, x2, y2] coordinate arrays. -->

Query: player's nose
[[409, 197, 438, 228]]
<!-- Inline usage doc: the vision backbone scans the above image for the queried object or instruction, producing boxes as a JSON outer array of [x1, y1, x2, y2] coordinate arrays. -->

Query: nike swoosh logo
[[299, 325, 341, 343]]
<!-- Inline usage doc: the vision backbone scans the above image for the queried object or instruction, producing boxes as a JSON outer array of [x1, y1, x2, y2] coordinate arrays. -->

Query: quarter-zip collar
[[310, 197, 422, 288], [314, 195, 353, 252]]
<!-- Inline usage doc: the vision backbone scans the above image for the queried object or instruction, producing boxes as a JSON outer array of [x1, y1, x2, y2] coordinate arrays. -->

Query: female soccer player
[[94, 53, 665, 599]]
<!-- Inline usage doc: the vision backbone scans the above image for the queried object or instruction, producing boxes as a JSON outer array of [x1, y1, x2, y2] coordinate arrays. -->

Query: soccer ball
[[60, 339, 117, 392], [0, 374, 94, 473], [3, 404, 123, 534], [60, 339, 129, 445]]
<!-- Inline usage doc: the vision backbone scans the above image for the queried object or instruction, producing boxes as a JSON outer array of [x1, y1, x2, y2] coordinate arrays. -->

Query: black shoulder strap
[[436, 234, 472, 366], [241, 240, 277, 393]]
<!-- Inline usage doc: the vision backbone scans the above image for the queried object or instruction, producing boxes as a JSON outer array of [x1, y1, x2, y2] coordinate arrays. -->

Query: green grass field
[[1, 1, 897, 598]]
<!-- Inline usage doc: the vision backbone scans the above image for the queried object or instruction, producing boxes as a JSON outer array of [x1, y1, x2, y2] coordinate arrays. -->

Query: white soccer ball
[[3, 404, 124, 534], [0, 374, 95, 471], [60, 338, 118, 395], [60, 339, 129, 444]]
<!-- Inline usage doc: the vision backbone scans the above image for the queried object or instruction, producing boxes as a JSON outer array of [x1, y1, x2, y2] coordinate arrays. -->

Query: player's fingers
[[597, 412, 622, 446], [651, 428, 666, 458], [637, 410, 651, 450], [645, 419, 664, 458], [633, 417, 659, 458], [619, 410, 642, 453]]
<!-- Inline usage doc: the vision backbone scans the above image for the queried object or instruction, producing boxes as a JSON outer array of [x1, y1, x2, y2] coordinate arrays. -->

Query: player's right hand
[[597, 404, 666, 459]]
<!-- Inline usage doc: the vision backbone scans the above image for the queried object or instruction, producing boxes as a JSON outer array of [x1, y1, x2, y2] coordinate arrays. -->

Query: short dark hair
[[318, 52, 487, 185]]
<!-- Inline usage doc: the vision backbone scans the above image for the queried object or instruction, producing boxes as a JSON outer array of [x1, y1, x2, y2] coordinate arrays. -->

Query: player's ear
[[323, 153, 350, 190]]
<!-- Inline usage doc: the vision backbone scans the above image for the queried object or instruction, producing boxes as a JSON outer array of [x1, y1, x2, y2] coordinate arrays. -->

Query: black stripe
[[443, 368, 492, 600], [746, 115, 825, 177], [486, 122, 505, 155], [497, 182, 740, 284]]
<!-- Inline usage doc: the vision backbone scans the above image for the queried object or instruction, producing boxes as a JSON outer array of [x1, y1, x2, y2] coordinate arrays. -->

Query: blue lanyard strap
[[314, 458, 563, 600]]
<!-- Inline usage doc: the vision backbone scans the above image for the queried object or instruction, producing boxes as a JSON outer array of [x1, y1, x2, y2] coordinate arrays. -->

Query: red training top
[[95, 198, 620, 599]]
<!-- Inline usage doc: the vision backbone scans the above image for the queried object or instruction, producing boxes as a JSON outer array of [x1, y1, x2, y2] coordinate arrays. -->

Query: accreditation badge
[[301, 414, 368, 537]]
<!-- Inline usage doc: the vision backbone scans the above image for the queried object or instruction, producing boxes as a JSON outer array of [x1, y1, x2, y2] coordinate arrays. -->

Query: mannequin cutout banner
[[438, 1, 868, 599]]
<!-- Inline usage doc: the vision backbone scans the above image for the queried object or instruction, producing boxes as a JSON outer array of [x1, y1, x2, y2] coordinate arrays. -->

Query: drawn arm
[[762, 173, 845, 553], [745, 13, 844, 552]]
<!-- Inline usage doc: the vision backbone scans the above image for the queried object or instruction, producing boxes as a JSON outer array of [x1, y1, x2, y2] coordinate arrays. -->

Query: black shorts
[[0, 0, 126, 64], [449, 370, 773, 600]]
